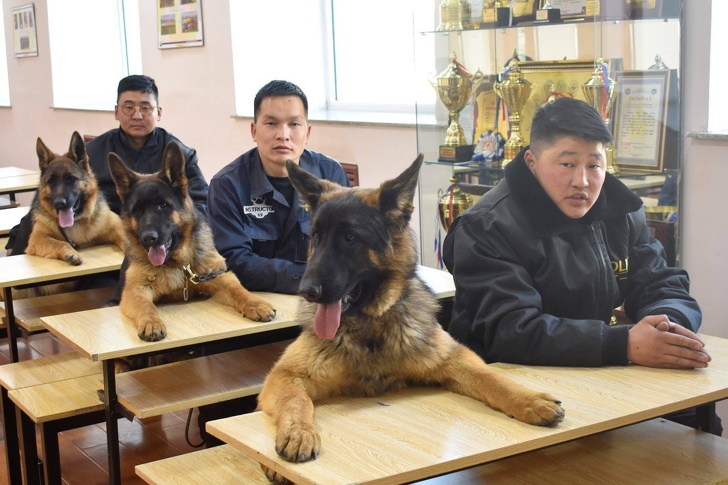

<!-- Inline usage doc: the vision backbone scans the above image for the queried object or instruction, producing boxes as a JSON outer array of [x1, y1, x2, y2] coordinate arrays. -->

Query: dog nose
[[299, 284, 322, 303], [53, 199, 68, 210], [142, 231, 159, 246]]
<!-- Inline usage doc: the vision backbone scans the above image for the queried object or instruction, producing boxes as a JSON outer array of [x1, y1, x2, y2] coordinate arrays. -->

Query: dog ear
[[36, 137, 56, 172], [378, 154, 424, 226], [286, 160, 326, 211], [108, 152, 138, 202], [160, 141, 188, 198], [68, 131, 91, 172]]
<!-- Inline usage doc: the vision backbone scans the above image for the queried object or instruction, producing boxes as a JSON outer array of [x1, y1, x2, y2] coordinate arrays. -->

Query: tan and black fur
[[108, 141, 276, 342], [257, 155, 564, 483], [26, 131, 124, 265]]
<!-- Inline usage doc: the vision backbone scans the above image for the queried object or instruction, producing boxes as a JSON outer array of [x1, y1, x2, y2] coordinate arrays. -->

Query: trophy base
[[439, 144, 475, 163], [534, 8, 562, 24]]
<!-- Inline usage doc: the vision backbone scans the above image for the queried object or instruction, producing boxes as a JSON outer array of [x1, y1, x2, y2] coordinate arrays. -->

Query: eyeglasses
[[118, 104, 157, 117]]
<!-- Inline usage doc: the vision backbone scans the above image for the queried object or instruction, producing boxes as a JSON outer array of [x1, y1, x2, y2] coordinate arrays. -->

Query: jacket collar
[[504, 147, 643, 236]]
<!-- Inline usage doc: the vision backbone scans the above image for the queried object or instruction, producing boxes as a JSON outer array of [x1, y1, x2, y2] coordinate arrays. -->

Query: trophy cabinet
[[414, 1, 683, 269]]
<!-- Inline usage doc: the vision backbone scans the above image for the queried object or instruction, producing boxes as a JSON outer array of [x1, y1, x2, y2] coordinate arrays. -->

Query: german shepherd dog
[[257, 156, 564, 482], [108, 141, 277, 342], [25, 131, 125, 265]]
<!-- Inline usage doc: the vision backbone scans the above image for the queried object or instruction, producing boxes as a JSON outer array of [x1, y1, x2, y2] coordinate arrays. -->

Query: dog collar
[[182, 264, 226, 301]]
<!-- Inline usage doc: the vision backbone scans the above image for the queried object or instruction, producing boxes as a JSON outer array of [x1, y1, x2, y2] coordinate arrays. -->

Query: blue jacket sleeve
[[208, 175, 305, 294]]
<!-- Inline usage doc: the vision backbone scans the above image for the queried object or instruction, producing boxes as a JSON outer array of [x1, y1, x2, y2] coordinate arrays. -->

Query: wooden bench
[[0, 352, 103, 485], [5, 340, 290, 484], [113, 340, 290, 419], [136, 445, 269, 484], [0, 286, 116, 334], [136, 419, 728, 485]]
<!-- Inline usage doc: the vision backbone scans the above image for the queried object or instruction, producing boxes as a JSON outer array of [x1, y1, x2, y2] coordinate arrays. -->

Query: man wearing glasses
[[86, 74, 209, 217]]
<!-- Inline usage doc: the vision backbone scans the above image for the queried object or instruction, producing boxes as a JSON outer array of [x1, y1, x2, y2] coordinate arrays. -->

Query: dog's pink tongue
[[147, 245, 167, 267], [314, 301, 342, 339], [58, 209, 74, 228]]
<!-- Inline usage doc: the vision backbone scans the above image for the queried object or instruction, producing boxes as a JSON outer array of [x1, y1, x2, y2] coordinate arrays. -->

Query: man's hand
[[627, 314, 711, 369]]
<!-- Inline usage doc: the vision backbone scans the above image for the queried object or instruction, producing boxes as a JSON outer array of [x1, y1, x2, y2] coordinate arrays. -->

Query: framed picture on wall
[[157, 0, 204, 49], [612, 69, 678, 173], [12, 4, 38, 58]]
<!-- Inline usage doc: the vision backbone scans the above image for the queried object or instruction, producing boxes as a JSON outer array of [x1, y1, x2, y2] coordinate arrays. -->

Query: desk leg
[[696, 402, 718, 435], [17, 407, 41, 485], [103, 360, 122, 485], [1, 388, 22, 485], [2, 287, 19, 362]]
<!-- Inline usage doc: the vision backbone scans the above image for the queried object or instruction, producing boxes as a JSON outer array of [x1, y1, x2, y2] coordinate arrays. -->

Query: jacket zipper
[[590, 223, 612, 321]]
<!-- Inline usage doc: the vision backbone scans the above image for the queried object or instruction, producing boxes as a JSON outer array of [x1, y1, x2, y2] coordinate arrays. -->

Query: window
[[0, 6, 10, 106], [709, 0, 728, 131], [47, 0, 141, 110], [229, 0, 435, 122]]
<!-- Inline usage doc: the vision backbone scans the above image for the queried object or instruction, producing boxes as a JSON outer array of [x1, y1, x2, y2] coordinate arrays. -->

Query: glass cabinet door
[[414, 2, 682, 269]]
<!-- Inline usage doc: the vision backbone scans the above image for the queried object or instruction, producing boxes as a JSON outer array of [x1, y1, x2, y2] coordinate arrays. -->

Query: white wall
[[0, 1, 418, 209]]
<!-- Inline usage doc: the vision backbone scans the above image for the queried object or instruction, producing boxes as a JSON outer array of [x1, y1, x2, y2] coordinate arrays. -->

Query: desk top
[[41, 265, 454, 362], [0, 173, 39, 195], [0, 206, 30, 236], [0, 167, 39, 178], [42, 292, 302, 361], [207, 334, 728, 485], [0, 244, 124, 288], [417, 265, 454, 299]]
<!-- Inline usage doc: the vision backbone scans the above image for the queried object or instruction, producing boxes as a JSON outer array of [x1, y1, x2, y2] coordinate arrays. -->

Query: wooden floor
[[0, 331, 206, 485]]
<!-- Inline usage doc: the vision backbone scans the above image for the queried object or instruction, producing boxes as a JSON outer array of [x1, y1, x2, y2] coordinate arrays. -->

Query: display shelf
[[414, 3, 682, 269]]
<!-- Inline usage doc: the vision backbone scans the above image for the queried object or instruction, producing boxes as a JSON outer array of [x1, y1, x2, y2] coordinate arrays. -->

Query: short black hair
[[529, 97, 612, 154], [117, 75, 159, 105], [253, 80, 308, 121]]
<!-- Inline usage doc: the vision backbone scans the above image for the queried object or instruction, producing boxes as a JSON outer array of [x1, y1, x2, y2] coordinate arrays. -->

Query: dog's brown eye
[[159, 202, 168, 210]]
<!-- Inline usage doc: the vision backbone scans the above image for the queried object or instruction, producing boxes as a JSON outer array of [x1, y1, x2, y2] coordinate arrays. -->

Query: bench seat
[[113, 340, 290, 419], [136, 444, 269, 485], [0, 286, 116, 333], [0, 352, 104, 485]]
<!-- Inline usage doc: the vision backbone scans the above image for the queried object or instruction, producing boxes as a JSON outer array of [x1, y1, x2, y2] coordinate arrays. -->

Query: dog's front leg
[[438, 343, 565, 427], [120, 283, 166, 341], [208, 273, 277, 322], [258, 369, 320, 464], [27, 231, 82, 265]]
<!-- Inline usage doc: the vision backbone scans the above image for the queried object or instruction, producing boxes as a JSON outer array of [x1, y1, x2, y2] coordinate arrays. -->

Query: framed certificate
[[612, 69, 678, 173]]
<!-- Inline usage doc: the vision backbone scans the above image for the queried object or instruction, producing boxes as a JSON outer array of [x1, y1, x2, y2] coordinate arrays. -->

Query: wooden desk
[[0, 167, 39, 178], [0, 206, 30, 236], [0, 173, 39, 204], [41, 293, 301, 485], [207, 334, 728, 485], [0, 244, 123, 361], [40, 267, 455, 484]]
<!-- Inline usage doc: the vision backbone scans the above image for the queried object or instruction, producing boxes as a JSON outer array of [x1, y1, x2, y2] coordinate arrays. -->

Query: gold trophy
[[430, 52, 484, 162], [437, 0, 469, 31], [582, 58, 620, 175], [494, 51, 532, 167], [437, 176, 474, 232]]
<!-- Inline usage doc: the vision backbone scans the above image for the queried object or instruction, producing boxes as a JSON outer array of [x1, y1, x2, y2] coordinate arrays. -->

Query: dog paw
[[261, 464, 292, 484], [511, 392, 565, 427], [275, 423, 321, 463], [240, 299, 277, 322], [64, 252, 83, 265], [137, 320, 167, 342]]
